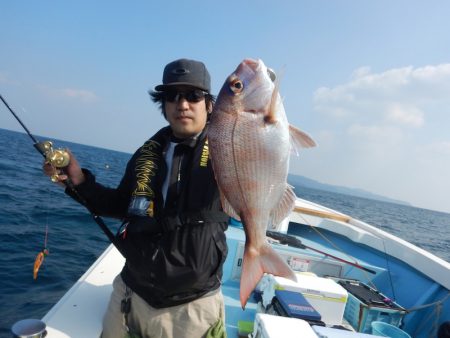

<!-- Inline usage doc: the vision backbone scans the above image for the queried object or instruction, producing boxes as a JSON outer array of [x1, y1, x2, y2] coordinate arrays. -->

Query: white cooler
[[253, 313, 318, 338], [271, 274, 348, 325]]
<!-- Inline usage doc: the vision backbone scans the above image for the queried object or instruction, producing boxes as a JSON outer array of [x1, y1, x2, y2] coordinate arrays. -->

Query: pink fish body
[[208, 59, 316, 308]]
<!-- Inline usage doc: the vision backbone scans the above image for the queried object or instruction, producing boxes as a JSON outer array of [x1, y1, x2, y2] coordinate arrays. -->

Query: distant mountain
[[288, 174, 411, 206]]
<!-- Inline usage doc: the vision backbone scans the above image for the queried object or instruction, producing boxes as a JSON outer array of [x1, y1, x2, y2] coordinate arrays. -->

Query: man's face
[[164, 85, 209, 139]]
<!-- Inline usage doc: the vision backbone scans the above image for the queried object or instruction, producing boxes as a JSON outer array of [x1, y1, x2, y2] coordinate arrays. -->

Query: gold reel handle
[[47, 149, 70, 168], [37, 141, 70, 168], [36, 141, 71, 182]]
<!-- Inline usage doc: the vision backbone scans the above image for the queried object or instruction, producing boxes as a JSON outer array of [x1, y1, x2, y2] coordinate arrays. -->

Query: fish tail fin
[[240, 243, 296, 309]]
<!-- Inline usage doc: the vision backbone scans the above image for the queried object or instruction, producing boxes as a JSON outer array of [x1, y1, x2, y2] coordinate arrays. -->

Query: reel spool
[[35, 141, 70, 182]]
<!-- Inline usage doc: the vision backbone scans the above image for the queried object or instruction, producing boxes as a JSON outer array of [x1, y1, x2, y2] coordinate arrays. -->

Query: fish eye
[[267, 68, 276, 82], [230, 79, 244, 94]]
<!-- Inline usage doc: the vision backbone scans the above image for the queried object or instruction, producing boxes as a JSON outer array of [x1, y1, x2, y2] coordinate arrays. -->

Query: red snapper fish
[[208, 58, 316, 308]]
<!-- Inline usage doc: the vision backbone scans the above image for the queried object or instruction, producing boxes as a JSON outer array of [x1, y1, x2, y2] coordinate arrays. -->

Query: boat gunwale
[[293, 198, 450, 291]]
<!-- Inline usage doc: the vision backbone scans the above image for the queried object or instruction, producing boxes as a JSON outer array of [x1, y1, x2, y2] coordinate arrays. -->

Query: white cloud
[[345, 123, 405, 160], [347, 123, 401, 141], [350, 66, 371, 79], [305, 64, 450, 212], [411, 64, 450, 84], [417, 141, 450, 156], [313, 87, 355, 118], [59, 88, 97, 102], [0, 72, 20, 85], [385, 103, 424, 127], [313, 63, 450, 125], [38, 85, 98, 103]]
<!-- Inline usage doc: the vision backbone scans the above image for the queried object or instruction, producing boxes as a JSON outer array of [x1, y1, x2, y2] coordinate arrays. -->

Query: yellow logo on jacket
[[200, 140, 209, 167], [134, 140, 159, 198]]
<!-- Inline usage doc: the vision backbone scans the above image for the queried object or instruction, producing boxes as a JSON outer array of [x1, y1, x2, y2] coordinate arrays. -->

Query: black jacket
[[67, 126, 228, 308]]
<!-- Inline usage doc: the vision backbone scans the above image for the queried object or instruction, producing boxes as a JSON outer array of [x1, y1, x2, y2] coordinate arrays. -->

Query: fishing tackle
[[0, 94, 127, 257], [33, 226, 49, 280], [266, 230, 376, 274], [0, 95, 70, 176]]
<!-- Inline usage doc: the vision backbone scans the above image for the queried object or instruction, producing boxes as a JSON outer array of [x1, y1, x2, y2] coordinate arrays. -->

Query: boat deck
[[41, 225, 377, 337], [40, 199, 450, 337], [42, 244, 123, 337]]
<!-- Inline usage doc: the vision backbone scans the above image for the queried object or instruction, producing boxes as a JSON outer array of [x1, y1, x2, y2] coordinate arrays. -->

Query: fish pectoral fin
[[219, 190, 241, 221], [240, 243, 296, 309], [269, 185, 296, 230], [289, 124, 317, 155]]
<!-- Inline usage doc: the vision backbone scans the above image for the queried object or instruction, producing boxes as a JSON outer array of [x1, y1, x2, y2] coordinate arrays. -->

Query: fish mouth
[[242, 58, 260, 68], [241, 59, 262, 75], [242, 59, 276, 82]]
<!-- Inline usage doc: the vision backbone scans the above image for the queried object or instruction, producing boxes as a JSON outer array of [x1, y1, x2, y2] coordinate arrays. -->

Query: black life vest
[[119, 126, 229, 308]]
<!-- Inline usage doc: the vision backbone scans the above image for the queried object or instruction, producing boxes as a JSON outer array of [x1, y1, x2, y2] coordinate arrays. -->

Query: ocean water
[[0, 128, 449, 335]]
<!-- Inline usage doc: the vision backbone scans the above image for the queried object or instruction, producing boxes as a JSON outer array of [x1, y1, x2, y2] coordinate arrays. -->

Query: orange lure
[[33, 226, 49, 280]]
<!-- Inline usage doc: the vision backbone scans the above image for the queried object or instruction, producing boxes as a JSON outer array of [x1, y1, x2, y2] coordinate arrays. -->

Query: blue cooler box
[[338, 279, 406, 333], [270, 289, 323, 324]]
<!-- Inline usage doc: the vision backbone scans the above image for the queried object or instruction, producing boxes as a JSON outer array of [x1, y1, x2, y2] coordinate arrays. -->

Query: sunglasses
[[164, 89, 208, 103]]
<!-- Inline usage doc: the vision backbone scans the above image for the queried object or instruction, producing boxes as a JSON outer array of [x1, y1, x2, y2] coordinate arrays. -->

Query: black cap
[[155, 59, 211, 92]]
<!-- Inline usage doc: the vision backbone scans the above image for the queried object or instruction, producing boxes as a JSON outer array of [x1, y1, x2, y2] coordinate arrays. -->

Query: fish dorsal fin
[[269, 185, 296, 230], [264, 84, 280, 125], [219, 190, 241, 221], [289, 124, 317, 155]]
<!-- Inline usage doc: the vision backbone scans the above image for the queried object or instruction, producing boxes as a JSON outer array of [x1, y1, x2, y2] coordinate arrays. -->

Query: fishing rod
[[0, 94, 125, 256], [266, 230, 376, 274], [0, 94, 70, 173]]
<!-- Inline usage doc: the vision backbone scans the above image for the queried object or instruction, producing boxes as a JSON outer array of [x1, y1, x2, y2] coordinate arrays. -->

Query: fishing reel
[[35, 141, 70, 182]]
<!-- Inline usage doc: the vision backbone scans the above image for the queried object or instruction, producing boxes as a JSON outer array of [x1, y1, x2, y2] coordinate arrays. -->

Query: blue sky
[[1, 1, 450, 213]]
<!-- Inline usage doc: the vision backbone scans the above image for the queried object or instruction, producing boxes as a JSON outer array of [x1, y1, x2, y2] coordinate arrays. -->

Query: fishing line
[[33, 191, 53, 280], [0, 95, 38, 144], [0, 94, 129, 259], [43, 224, 48, 253], [33, 225, 50, 280], [295, 211, 378, 284], [380, 238, 397, 302], [297, 209, 400, 306]]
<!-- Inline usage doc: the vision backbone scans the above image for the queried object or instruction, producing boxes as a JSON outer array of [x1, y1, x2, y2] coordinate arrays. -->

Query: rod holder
[[11, 318, 47, 338]]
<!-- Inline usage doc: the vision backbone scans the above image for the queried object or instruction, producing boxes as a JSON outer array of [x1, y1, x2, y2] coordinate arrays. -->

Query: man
[[44, 59, 229, 338]]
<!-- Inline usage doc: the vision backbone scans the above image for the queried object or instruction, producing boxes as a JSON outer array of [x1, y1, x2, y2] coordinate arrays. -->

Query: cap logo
[[172, 68, 190, 75]]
